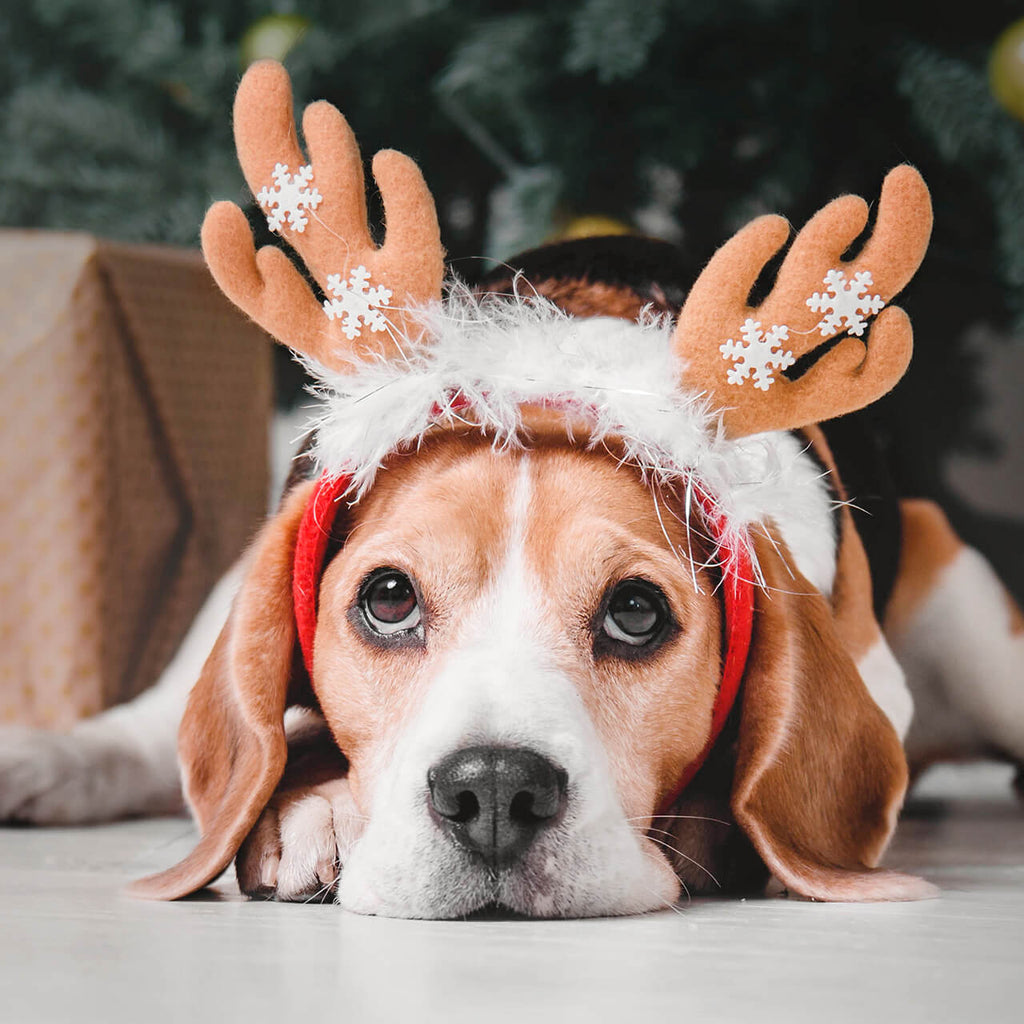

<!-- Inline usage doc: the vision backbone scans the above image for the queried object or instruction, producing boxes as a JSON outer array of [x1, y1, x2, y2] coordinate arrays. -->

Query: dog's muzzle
[[427, 746, 568, 867]]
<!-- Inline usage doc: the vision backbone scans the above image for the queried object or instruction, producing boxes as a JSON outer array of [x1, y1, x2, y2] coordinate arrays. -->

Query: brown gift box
[[0, 231, 272, 728]]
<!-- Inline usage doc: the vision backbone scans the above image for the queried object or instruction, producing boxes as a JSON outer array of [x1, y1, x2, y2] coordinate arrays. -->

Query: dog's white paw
[[235, 778, 365, 902], [0, 724, 179, 824]]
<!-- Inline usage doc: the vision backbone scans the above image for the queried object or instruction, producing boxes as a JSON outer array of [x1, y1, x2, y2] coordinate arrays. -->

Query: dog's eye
[[602, 579, 670, 646], [360, 570, 422, 635]]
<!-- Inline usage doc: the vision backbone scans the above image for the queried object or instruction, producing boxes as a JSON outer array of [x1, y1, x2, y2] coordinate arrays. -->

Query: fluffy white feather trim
[[300, 282, 834, 583]]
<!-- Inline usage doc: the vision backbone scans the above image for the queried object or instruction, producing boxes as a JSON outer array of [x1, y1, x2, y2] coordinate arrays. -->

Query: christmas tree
[[3, 0, 1023, 588]]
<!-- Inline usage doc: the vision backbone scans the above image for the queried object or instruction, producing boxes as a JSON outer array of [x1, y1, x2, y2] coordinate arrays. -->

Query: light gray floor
[[1, 763, 1021, 1024]]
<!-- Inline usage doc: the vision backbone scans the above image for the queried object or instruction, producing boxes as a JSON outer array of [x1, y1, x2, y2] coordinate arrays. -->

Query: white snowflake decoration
[[323, 265, 393, 339], [256, 162, 323, 233], [720, 319, 794, 392], [806, 269, 885, 338]]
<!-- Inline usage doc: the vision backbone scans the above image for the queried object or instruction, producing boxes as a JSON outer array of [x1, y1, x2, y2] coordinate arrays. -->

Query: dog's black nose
[[427, 746, 568, 866]]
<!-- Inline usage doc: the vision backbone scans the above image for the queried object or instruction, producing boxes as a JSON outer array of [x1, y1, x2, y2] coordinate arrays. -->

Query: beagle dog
[[2, 62, 1022, 918]]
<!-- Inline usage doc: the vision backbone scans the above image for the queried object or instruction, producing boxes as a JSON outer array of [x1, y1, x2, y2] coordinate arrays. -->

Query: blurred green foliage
[[3, 0, 1024, 528]]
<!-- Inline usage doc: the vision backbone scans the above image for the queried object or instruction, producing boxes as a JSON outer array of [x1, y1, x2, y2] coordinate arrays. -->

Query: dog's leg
[[0, 561, 241, 824], [885, 499, 1024, 790], [235, 714, 362, 902]]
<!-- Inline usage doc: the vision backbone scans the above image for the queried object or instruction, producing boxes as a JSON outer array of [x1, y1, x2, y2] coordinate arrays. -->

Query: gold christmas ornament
[[240, 14, 311, 69], [990, 18, 1024, 121], [551, 214, 633, 241]]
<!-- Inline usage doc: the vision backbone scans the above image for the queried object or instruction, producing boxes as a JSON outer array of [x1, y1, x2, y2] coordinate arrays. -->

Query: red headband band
[[292, 471, 754, 798]]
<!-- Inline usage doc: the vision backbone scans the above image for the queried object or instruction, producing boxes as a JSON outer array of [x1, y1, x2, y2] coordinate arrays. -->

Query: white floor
[[1, 763, 1021, 1024]]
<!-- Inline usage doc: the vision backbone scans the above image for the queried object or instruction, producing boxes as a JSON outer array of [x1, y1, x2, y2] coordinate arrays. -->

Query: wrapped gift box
[[0, 231, 272, 727]]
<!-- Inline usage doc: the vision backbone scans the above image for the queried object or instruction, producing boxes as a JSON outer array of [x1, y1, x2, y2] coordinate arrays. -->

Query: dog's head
[[132, 62, 935, 915]]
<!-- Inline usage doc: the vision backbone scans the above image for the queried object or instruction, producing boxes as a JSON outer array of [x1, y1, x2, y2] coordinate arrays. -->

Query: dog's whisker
[[300, 873, 340, 905], [659, 882, 688, 914], [642, 832, 722, 889], [632, 813, 734, 827], [628, 867, 688, 915]]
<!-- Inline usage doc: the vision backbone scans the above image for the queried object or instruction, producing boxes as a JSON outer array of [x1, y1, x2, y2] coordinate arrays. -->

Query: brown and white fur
[[1, 251, 1022, 918]]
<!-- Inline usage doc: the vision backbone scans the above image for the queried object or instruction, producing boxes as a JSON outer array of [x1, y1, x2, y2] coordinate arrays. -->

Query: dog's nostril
[[509, 786, 558, 824], [451, 790, 479, 824], [427, 746, 567, 866], [427, 768, 483, 823], [509, 789, 539, 823]]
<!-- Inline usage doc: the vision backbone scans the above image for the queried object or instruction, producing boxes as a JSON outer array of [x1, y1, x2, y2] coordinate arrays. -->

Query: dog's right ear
[[129, 481, 315, 900]]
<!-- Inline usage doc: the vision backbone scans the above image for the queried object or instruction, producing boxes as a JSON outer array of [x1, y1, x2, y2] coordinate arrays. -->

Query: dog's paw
[[0, 725, 115, 823], [235, 777, 365, 902], [0, 723, 180, 824]]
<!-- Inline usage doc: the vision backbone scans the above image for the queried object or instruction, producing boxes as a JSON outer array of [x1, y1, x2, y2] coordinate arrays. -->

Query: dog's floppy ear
[[130, 480, 314, 900], [731, 529, 934, 901]]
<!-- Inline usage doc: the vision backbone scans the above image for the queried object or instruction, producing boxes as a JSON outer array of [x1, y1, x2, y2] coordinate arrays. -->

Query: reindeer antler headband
[[206, 60, 931, 480], [202, 59, 931, 799], [204, 55, 933, 535], [207, 57, 931, 540]]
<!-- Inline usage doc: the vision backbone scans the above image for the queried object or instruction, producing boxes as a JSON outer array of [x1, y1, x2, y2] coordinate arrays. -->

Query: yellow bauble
[[990, 18, 1024, 121], [551, 214, 633, 242], [240, 14, 311, 68]]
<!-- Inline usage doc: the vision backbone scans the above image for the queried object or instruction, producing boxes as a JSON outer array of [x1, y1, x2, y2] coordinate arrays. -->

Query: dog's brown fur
[[127, 244, 1021, 911], [134, 428, 932, 904]]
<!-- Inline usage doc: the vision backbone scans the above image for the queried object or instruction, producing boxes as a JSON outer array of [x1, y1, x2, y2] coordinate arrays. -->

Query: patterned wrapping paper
[[0, 231, 272, 727]]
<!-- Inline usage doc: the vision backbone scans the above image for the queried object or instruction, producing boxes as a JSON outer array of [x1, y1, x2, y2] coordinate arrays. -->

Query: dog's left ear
[[129, 481, 314, 899], [731, 529, 934, 901]]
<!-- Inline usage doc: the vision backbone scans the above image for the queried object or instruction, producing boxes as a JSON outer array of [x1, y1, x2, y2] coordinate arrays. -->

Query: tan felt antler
[[675, 165, 932, 437], [201, 60, 445, 371]]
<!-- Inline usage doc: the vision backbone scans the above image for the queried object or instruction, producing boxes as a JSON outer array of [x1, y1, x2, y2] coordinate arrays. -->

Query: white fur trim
[[302, 282, 834, 569]]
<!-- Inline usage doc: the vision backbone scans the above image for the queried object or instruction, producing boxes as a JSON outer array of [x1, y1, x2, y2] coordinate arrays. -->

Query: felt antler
[[201, 60, 445, 371], [675, 165, 932, 437]]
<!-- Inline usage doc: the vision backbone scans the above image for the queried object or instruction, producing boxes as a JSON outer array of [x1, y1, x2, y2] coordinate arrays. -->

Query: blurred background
[[2, 0, 1023, 721]]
